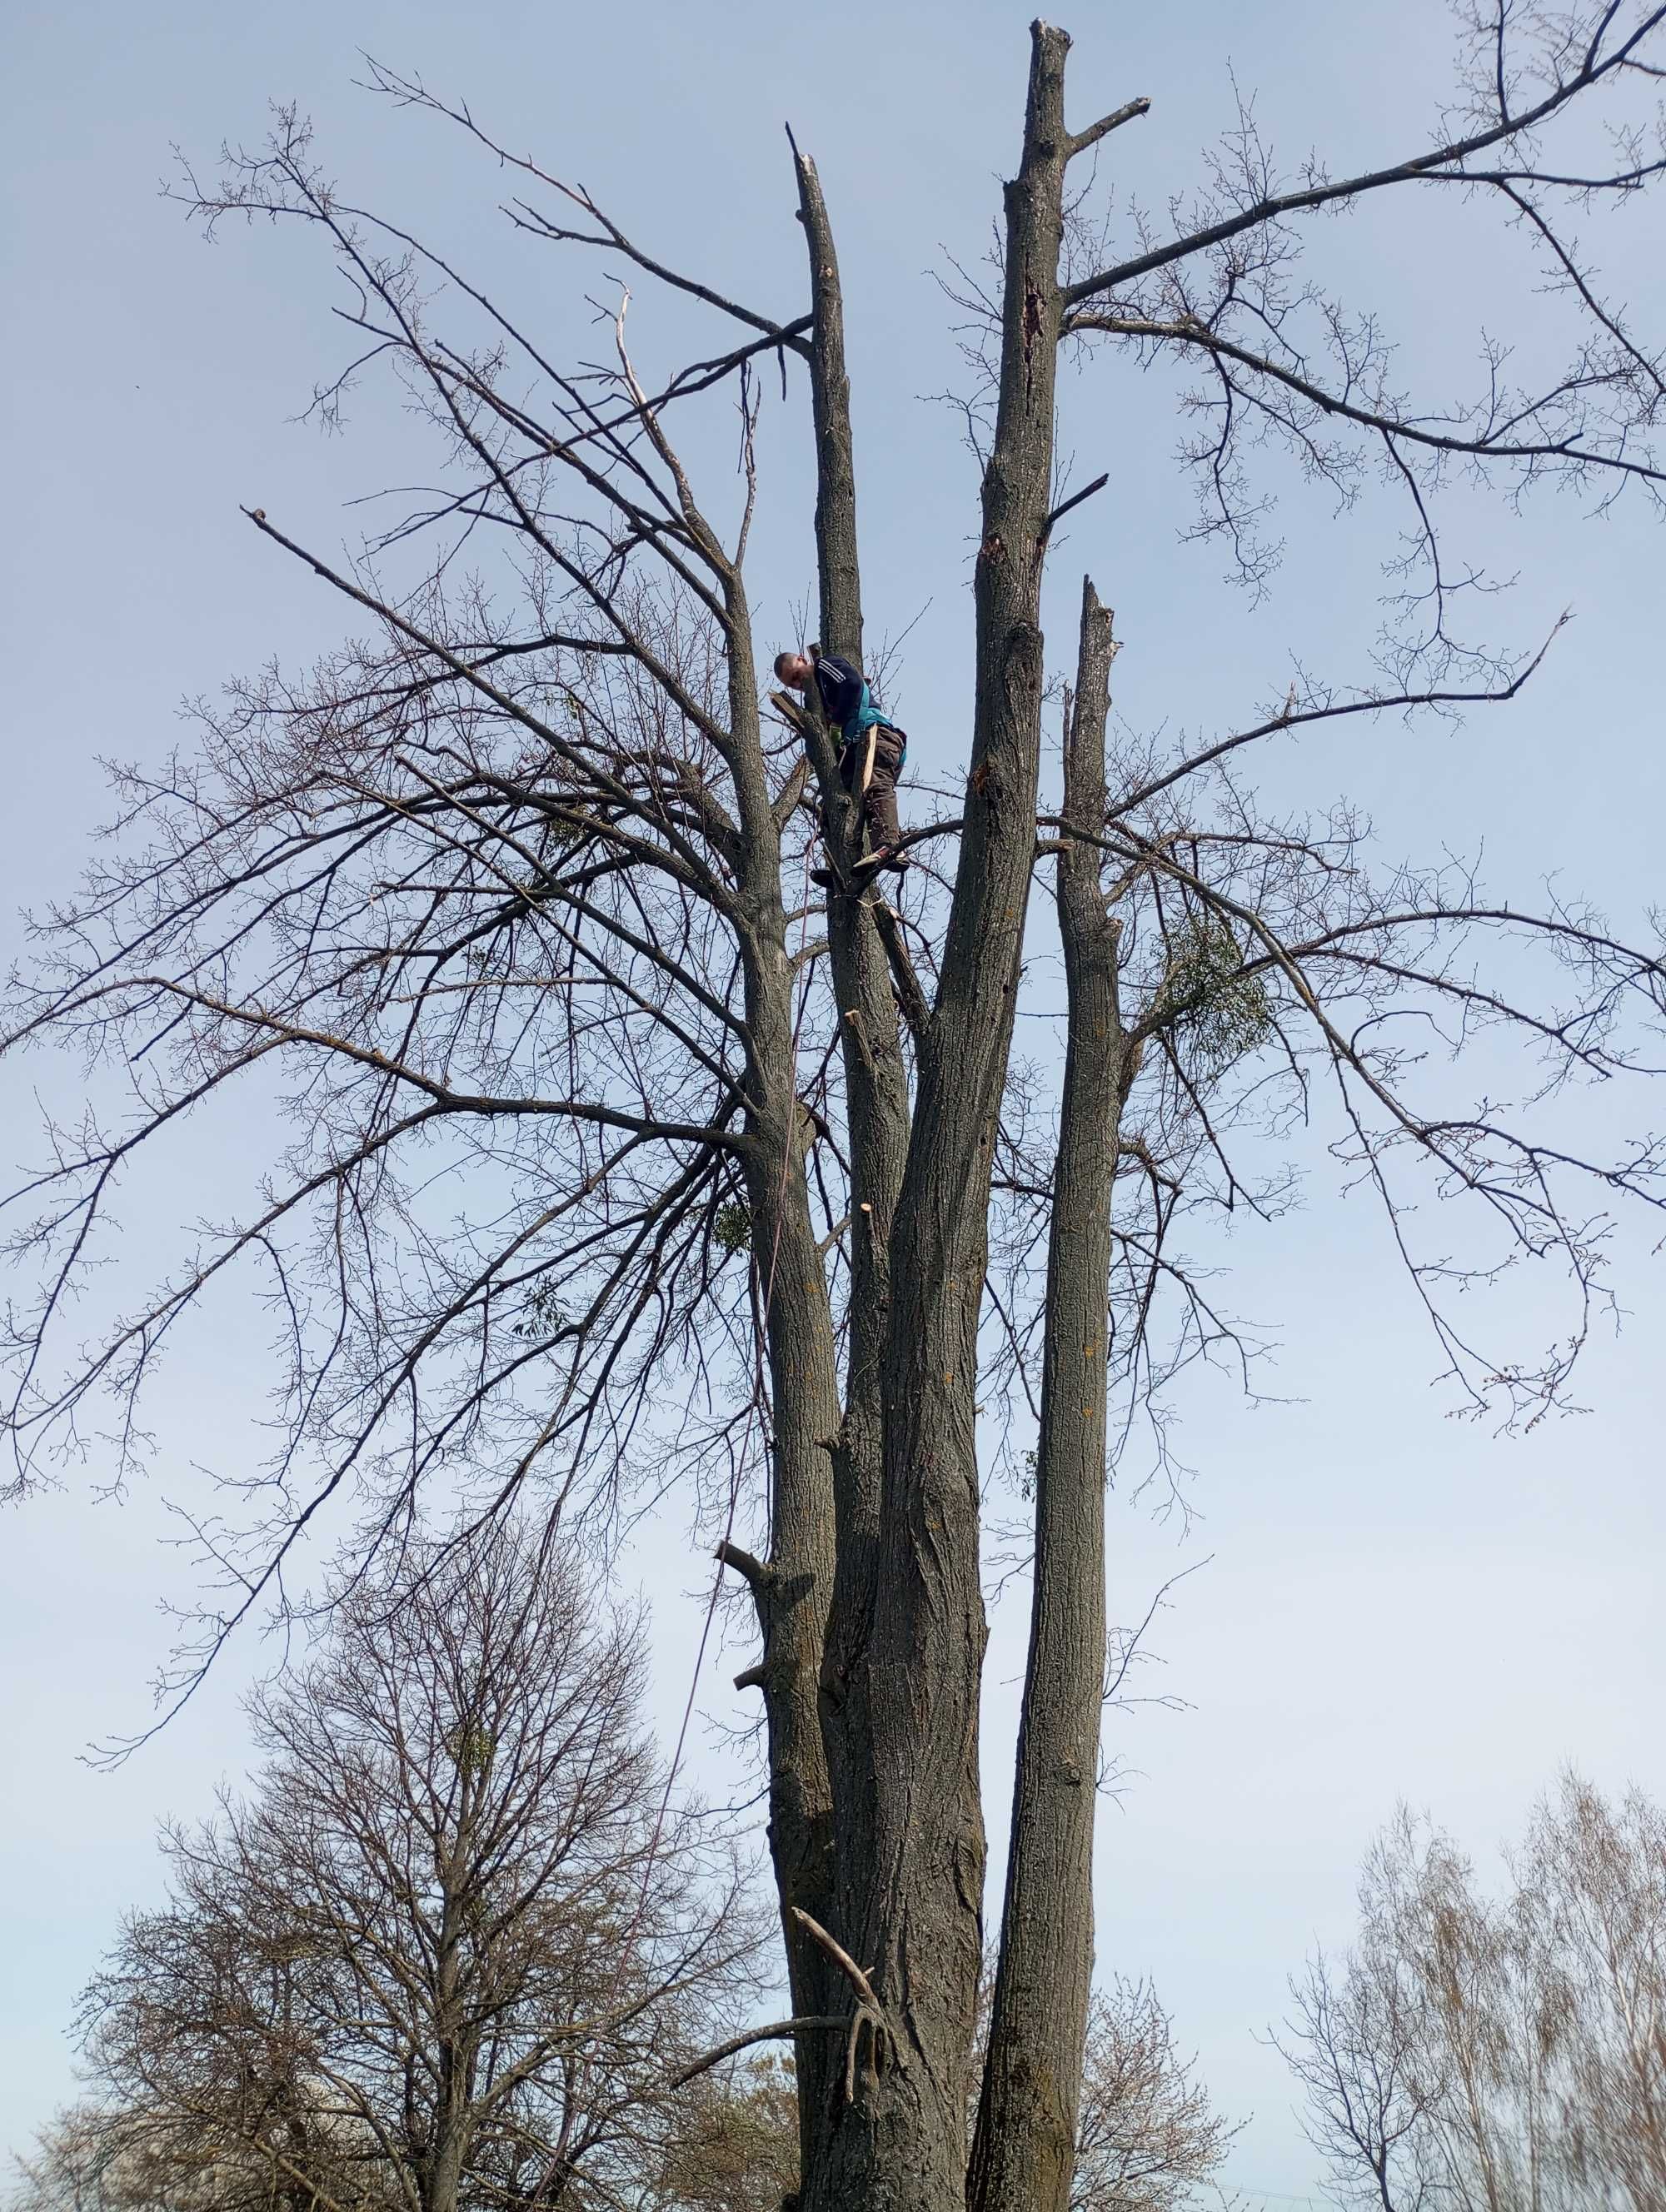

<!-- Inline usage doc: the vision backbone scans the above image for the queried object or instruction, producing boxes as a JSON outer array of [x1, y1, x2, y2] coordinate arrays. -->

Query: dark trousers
[[839, 727, 905, 851]]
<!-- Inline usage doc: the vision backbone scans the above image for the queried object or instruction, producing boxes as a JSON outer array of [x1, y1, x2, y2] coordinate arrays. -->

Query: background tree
[[1275, 1940, 1442, 2212], [77, 1525, 764, 2212], [12, 2101, 395, 2212], [649, 2055, 802, 2212], [9, 2110, 182, 2212], [1276, 1772, 1666, 2210], [1068, 1985, 1241, 2212], [6, 7, 1666, 2210]]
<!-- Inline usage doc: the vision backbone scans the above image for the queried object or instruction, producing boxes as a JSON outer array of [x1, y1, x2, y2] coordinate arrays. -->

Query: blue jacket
[[810, 653, 902, 755]]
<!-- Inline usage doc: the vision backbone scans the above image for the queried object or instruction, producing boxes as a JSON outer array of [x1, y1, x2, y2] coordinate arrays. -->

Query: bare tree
[[1276, 1944, 1447, 2211], [12, 2100, 402, 2212], [1514, 1773, 1666, 2208], [1282, 1811, 1553, 2210], [1069, 1984, 1241, 2212], [7, 8, 1666, 2209], [11, 2115, 106, 2212], [9, 2110, 182, 2212], [649, 2055, 801, 2212], [77, 1525, 765, 2212], [1277, 1775, 1666, 2210]]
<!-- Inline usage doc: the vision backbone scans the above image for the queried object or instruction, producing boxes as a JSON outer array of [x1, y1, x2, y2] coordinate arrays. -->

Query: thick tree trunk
[[804, 27, 1078, 2212], [426, 2119, 467, 2212], [784, 141, 917, 2200], [969, 580, 1124, 2212]]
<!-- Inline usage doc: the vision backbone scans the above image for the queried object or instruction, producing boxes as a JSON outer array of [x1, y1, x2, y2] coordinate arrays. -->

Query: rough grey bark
[[429, 1810, 476, 2212], [721, 589, 848, 2169], [969, 580, 1125, 2212], [784, 143, 911, 1755], [804, 27, 1082, 2212], [736, 137, 916, 2185], [791, 140, 864, 678]]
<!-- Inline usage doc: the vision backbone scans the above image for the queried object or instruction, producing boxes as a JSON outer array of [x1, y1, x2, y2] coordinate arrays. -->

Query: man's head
[[773, 650, 812, 690]]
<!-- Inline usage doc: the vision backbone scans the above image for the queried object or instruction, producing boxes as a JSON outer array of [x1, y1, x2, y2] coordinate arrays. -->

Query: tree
[[77, 1526, 765, 2212], [1275, 1775, 1666, 2210], [1276, 1937, 1447, 2212], [12, 2100, 387, 2212], [649, 2055, 802, 2212], [10, 2110, 181, 2212], [1069, 1985, 1240, 2212], [7, 8, 1666, 2209], [1521, 1771, 1666, 2205]]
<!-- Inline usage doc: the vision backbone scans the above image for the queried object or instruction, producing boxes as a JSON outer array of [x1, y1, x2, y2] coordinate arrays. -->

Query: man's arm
[[811, 651, 861, 733]]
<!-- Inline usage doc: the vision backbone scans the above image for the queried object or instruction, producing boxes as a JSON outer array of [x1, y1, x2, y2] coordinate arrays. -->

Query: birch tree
[[1277, 1776, 1666, 2210], [7, 8, 1666, 2209]]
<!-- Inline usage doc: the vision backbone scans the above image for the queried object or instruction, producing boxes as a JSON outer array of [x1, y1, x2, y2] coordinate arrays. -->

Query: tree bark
[[969, 580, 1124, 2212], [785, 137, 916, 2195], [804, 26, 1078, 2212], [721, 569, 849, 2178]]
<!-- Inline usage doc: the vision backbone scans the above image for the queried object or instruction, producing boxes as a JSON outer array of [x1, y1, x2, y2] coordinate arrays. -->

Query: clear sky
[[2, 2, 1663, 2204]]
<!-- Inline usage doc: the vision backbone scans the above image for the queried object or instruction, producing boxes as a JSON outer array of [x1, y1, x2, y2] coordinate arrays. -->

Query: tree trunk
[[786, 139, 911, 1723], [430, 1836, 474, 2212], [802, 26, 1078, 2212], [426, 2120, 468, 2212], [786, 137, 919, 2200], [722, 569, 849, 2170], [969, 580, 1124, 2212]]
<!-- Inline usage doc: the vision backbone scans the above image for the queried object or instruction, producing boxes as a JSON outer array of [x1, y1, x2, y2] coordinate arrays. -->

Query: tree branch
[[1065, 8, 1666, 304], [667, 2015, 848, 2090]]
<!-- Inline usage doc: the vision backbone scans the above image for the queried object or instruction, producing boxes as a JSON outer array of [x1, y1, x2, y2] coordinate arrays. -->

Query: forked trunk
[[795, 24, 1080, 2212]]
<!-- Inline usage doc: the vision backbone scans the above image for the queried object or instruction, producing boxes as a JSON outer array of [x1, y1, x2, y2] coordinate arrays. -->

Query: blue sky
[[3, 1, 1664, 2201]]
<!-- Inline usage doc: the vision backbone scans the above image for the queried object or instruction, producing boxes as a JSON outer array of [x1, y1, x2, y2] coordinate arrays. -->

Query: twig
[[1103, 1557, 1212, 1707]]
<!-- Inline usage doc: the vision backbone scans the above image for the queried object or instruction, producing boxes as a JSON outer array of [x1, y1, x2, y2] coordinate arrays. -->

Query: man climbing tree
[[7, 11, 1666, 2212], [772, 645, 910, 887]]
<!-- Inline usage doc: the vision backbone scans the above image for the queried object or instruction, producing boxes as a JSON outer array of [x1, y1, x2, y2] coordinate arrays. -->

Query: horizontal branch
[[716, 1538, 773, 1592], [57, 975, 751, 1154], [240, 510, 726, 869], [1110, 624, 1567, 814], [668, 2015, 846, 2090]]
